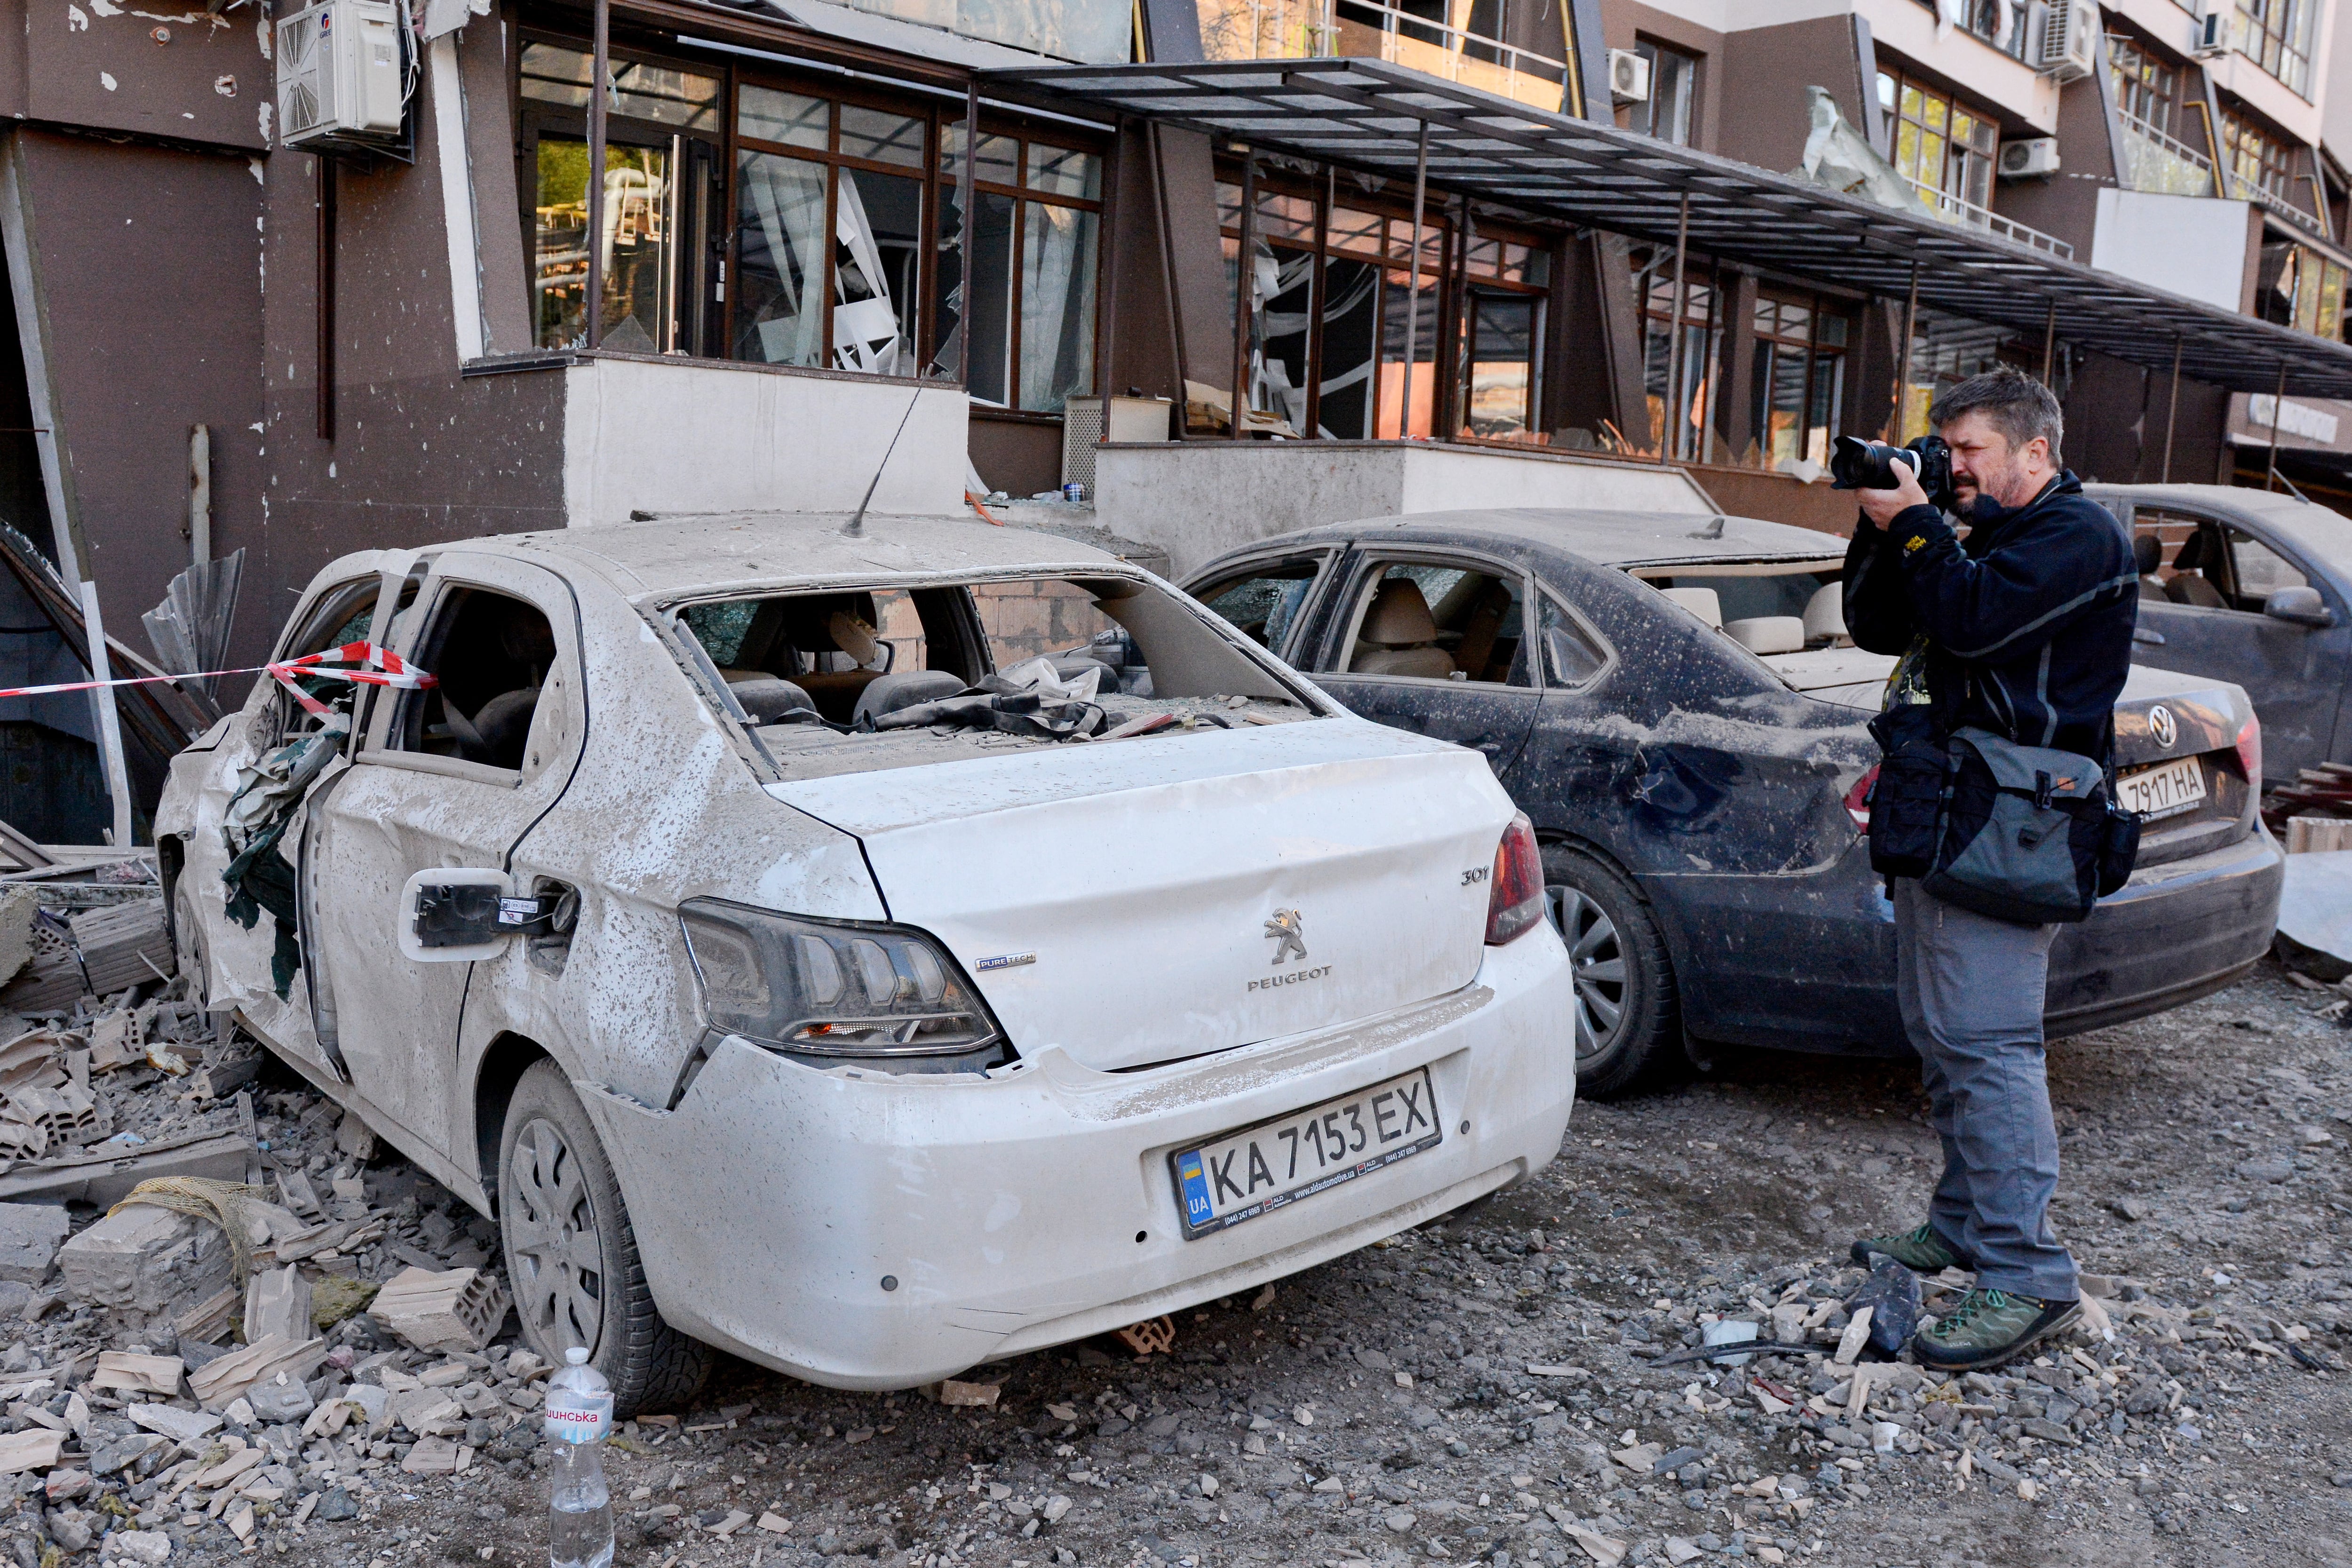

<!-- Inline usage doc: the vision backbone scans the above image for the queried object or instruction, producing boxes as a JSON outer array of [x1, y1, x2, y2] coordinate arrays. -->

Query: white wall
[[561, 357, 969, 527], [2091, 188, 2254, 312], [1096, 442, 1717, 580]]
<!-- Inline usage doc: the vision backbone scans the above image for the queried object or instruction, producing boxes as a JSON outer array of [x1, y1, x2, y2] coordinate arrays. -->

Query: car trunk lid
[[766, 720, 1509, 1072]]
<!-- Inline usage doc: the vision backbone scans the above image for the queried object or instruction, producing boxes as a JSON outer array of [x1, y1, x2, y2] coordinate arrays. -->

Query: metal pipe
[[1699, 257, 1719, 466], [1400, 122, 1430, 439], [316, 157, 335, 441], [1232, 148, 1256, 441], [79, 581, 132, 850], [1663, 191, 1689, 460], [2040, 297, 2057, 384], [1894, 261, 1920, 441], [586, 0, 610, 350], [2160, 334, 2182, 484], [2267, 359, 2287, 491]]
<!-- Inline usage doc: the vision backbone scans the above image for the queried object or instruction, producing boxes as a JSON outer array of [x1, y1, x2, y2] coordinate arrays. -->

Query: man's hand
[[1855, 453, 1932, 527]]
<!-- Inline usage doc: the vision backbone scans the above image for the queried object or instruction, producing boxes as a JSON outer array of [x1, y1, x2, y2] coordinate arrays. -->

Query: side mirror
[[2264, 586, 2336, 628], [398, 868, 556, 963]]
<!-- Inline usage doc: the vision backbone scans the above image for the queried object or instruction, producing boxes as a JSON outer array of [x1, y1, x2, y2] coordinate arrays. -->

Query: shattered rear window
[[670, 573, 1319, 779]]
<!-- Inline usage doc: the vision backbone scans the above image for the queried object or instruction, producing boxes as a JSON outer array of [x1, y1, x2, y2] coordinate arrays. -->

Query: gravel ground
[[28, 961, 2352, 1568]]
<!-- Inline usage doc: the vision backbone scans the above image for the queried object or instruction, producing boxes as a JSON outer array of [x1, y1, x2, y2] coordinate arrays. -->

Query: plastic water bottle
[[544, 1348, 614, 1568]]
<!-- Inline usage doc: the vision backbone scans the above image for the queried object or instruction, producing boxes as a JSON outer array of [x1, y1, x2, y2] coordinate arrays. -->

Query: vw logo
[[2148, 705, 2178, 750]]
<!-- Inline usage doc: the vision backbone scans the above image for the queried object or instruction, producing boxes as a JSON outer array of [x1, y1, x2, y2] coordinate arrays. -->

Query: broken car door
[[2133, 506, 2345, 780], [1306, 551, 1542, 776], [180, 567, 401, 1076], [302, 554, 585, 1162]]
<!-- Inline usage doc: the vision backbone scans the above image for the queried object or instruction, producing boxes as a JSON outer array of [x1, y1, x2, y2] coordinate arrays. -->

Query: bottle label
[[544, 1398, 609, 1446]]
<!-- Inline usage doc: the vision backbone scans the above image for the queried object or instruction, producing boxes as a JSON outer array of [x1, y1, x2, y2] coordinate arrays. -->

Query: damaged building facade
[[1, 0, 2352, 835]]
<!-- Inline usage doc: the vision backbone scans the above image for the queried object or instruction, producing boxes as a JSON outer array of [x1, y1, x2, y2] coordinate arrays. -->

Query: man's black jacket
[[1841, 472, 2137, 760]]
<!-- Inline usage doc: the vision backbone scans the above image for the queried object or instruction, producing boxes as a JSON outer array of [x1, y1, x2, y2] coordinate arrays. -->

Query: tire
[[498, 1059, 714, 1417], [1544, 848, 1682, 1099]]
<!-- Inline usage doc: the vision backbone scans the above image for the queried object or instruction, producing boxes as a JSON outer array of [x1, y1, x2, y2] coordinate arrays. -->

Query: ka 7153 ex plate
[[1169, 1067, 1441, 1239]]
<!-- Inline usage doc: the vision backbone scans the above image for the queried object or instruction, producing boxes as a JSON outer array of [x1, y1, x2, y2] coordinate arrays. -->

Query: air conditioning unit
[[2000, 137, 2061, 178], [2034, 0, 2098, 81], [1608, 48, 1652, 105], [2193, 8, 2233, 56], [276, 0, 405, 151]]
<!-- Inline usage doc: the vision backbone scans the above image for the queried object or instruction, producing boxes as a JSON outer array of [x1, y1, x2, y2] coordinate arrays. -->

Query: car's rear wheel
[[498, 1060, 713, 1417], [172, 883, 208, 1009], [1544, 849, 1681, 1098]]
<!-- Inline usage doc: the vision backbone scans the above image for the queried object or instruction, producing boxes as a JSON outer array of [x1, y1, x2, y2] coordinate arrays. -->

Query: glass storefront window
[[842, 105, 926, 168], [1022, 204, 1098, 413], [734, 151, 828, 367], [535, 139, 675, 352], [1027, 145, 1101, 201], [1749, 294, 1844, 470], [740, 86, 829, 149], [520, 44, 719, 129], [1465, 291, 1536, 439]]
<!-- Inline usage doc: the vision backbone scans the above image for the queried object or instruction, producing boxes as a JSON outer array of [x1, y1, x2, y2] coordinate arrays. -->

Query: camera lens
[[1830, 435, 1902, 492]]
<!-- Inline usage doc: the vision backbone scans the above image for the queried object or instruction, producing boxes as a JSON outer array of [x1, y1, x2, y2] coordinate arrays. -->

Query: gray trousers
[[1891, 877, 2078, 1303]]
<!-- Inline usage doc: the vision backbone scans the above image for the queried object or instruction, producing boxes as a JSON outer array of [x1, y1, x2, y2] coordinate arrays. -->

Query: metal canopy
[[985, 56, 2352, 401]]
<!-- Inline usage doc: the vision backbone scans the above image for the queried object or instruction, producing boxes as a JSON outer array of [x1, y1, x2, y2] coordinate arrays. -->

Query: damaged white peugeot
[[157, 512, 1575, 1413]]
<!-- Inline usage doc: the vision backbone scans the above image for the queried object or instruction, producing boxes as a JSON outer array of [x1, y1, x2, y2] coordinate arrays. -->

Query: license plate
[[2116, 756, 2208, 821], [1169, 1068, 1441, 1239]]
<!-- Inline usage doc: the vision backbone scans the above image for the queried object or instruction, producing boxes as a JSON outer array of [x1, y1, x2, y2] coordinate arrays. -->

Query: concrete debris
[[89, 1349, 182, 1395], [2274, 848, 2352, 979], [186, 1330, 328, 1410], [0, 1199, 69, 1282], [936, 1378, 1001, 1407], [369, 1266, 509, 1354], [241, 1261, 310, 1344]]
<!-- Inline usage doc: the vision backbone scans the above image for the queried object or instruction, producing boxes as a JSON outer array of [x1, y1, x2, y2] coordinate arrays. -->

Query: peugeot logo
[[2149, 705, 2178, 750], [1264, 909, 1307, 965]]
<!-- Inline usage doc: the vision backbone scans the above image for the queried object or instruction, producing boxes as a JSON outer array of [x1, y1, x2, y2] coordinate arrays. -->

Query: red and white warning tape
[[0, 640, 434, 723]]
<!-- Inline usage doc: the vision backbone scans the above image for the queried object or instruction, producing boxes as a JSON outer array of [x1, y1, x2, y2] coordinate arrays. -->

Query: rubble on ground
[[0, 862, 2335, 1566]]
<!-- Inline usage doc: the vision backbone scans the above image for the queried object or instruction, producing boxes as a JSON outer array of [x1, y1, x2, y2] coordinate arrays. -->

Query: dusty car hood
[[765, 720, 1510, 1072]]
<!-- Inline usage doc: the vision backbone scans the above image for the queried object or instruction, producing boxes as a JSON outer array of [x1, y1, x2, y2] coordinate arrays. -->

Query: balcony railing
[[2114, 111, 2217, 199], [2224, 168, 2328, 238], [1899, 174, 2075, 261], [1198, 0, 1571, 113]]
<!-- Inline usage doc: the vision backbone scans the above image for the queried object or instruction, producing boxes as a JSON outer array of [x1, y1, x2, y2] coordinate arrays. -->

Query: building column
[[1714, 268, 1758, 466]]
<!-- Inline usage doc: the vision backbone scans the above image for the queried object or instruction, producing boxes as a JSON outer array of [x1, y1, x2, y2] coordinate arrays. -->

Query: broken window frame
[[1215, 164, 1555, 444], [650, 566, 1334, 782], [1312, 548, 1546, 691], [517, 36, 729, 358], [364, 568, 583, 790]]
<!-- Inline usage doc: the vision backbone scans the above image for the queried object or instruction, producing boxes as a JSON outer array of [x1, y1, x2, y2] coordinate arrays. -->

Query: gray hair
[[1928, 367, 2064, 466]]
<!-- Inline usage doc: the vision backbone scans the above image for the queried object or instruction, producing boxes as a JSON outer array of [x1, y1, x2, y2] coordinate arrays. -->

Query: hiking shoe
[[1849, 1223, 1962, 1273], [1914, 1289, 2082, 1371]]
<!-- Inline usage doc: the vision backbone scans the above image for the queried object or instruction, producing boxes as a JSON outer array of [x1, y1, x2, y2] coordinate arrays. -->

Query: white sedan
[[157, 511, 1575, 1413]]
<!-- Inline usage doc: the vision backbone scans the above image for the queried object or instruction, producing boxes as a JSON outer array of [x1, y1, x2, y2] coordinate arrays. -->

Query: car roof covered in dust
[[474, 511, 1131, 602], [1277, 509, 1847, 569]]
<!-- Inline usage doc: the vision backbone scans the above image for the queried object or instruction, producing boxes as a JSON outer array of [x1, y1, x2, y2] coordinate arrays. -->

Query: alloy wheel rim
[[1547, 884, 1628, 1061], [506, 1117, 605, 1356]]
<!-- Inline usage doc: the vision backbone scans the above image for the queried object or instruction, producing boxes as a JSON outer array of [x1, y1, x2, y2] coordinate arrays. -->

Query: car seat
[[2134, 533, 2168, 601], [1801, 582, 1848, 645], [468, 608, 557, 769], [781, 594, 891, 719], [727, 677, 821, 724], [1453, 580, 1516, 682], [1350, 580, 1457, 678], [2165, 532, 2228, 607], [852, 670, 966, 726]]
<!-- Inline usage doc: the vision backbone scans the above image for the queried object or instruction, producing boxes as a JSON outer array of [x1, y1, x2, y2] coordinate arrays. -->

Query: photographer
[[1840, 367, 2136, 1370]]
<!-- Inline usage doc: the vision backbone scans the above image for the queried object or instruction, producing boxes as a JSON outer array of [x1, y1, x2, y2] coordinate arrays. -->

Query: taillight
[[1485, 812, 1544, 945], [2233, 715, 2262, 789], [1844, 765, 1878, 833]]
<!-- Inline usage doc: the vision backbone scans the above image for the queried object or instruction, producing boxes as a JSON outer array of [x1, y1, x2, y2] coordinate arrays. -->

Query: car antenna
[[842, 382, 927, 539]]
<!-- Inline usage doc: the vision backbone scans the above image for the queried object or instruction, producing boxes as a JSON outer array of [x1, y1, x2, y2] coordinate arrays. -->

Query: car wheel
[[1544, 849, 1681, 1098], [498, 1059, 714, 1417]]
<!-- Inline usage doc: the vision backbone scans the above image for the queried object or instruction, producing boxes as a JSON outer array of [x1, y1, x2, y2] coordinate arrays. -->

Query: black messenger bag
[[1920, 727, 2118, 925]]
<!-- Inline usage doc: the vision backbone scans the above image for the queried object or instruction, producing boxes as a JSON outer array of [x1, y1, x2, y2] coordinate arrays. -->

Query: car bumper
[[2045, 820, 2283, 1036], [1646, 825, 2281, 1057], [574, 924, 1575, 1390]]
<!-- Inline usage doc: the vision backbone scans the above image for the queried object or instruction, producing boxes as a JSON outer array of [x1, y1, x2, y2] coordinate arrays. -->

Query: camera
[[1832, 434, 1956, 513]]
